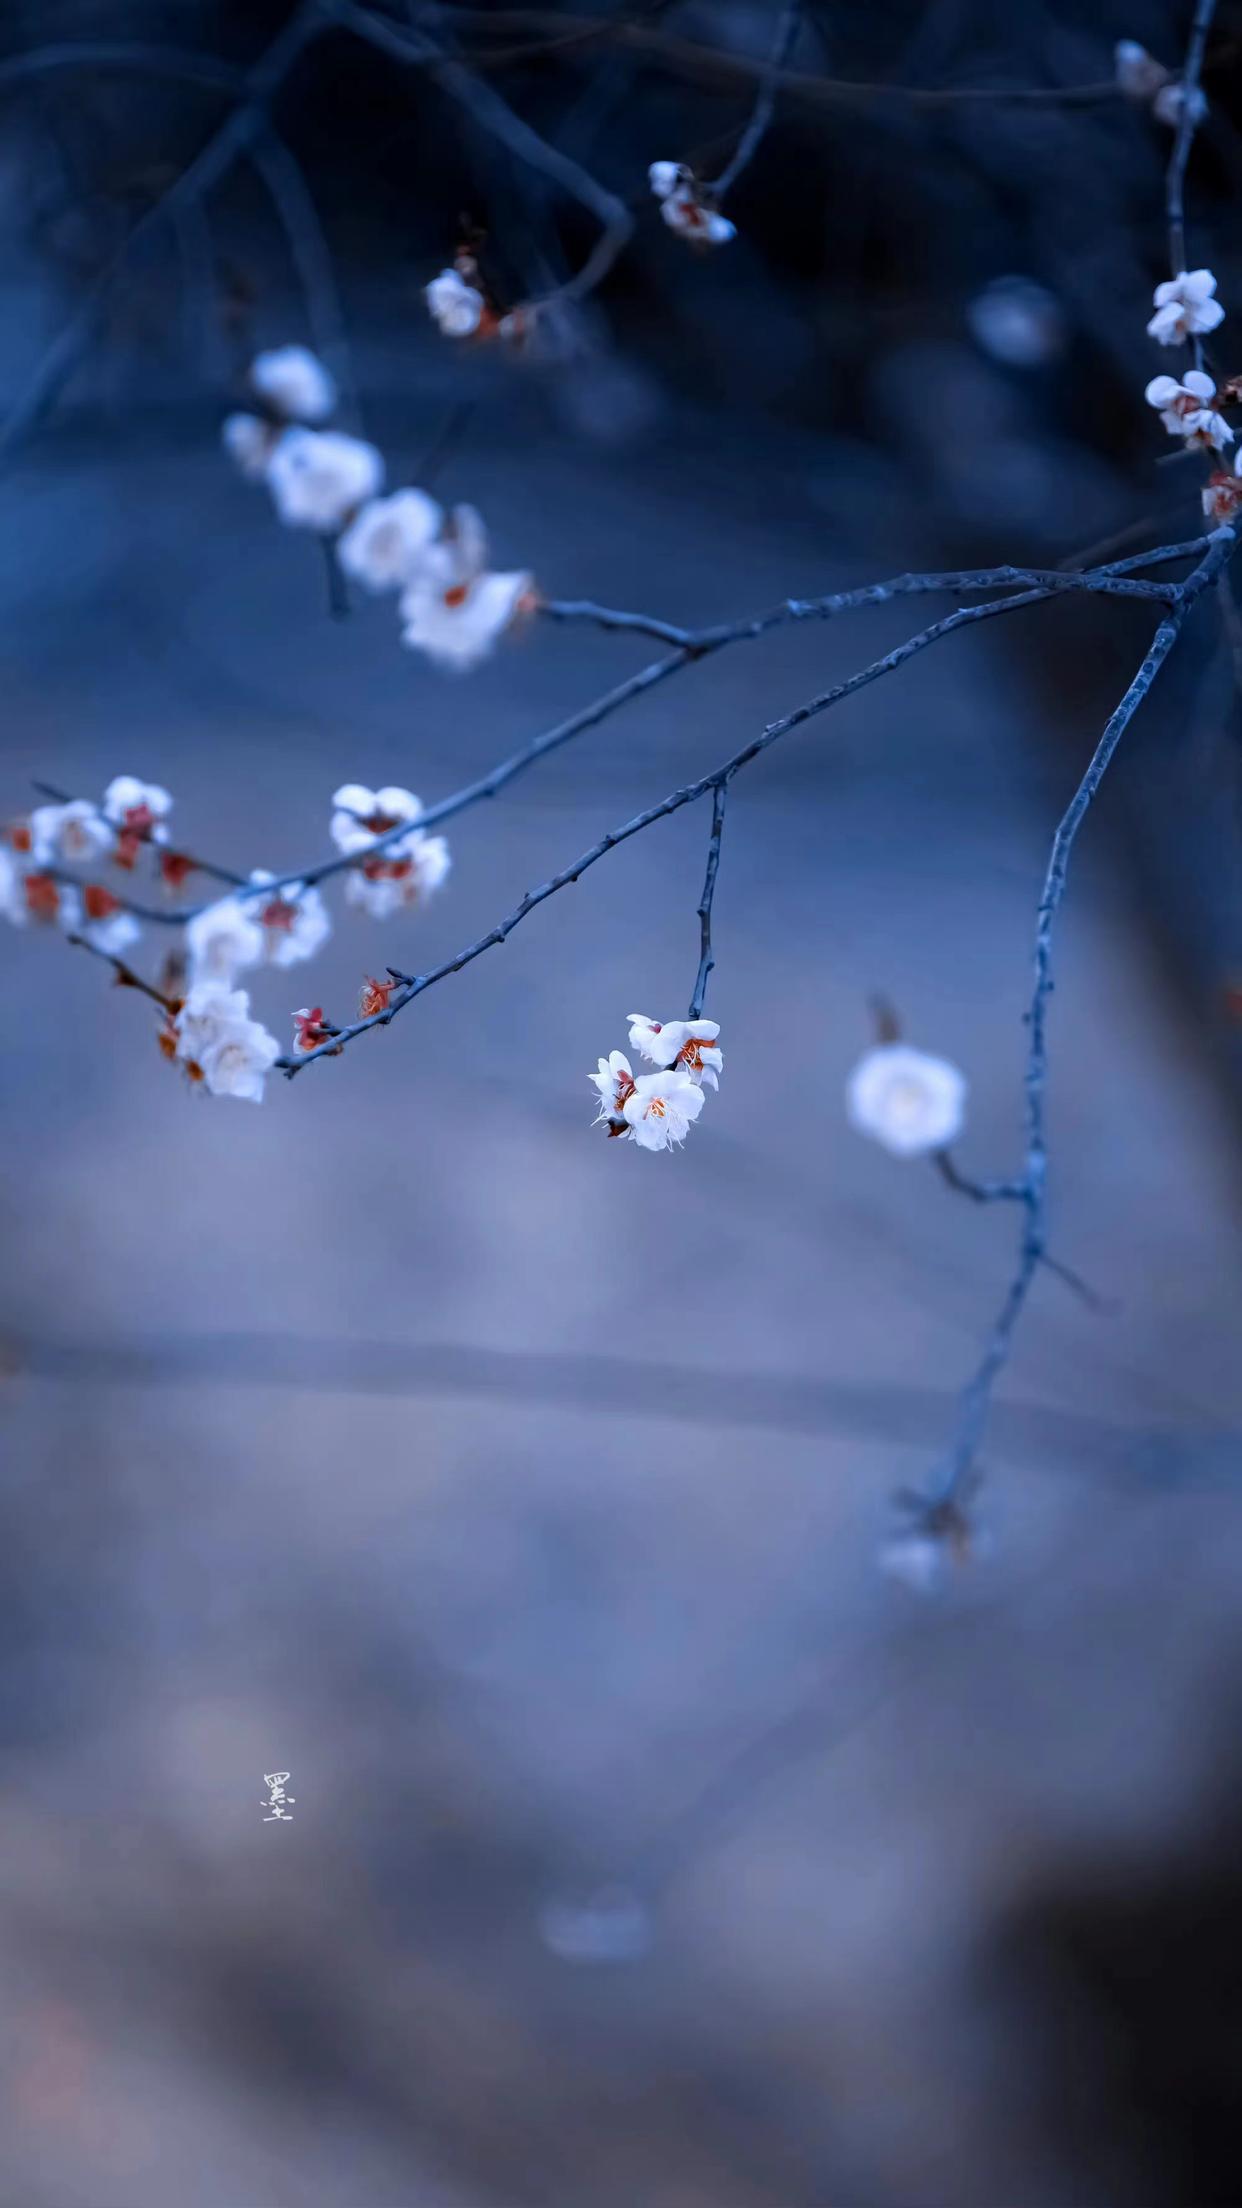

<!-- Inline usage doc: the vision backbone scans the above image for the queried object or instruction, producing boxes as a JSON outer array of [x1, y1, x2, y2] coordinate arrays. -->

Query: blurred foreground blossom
[[649, 161, 736, 247], [247, 872, 332, 967], [222, 411, 276, 481], [967, 277, 1066, 368], [29, 799, 111, 867], [185, 895, 265, 987], [847, 1042, 966, 1158], [267, 429, 384, 533], [173, 983, 279, 1102], [1147, 269, 1224, 345], [80, 883, 140, 957], [1203, 457, 1242, 522], [425, 266, 486, 337], [400, 505, 532, 671], [249, 344, 336, 424], [102, 775, 172, 867], [338, 489, 442, 593]]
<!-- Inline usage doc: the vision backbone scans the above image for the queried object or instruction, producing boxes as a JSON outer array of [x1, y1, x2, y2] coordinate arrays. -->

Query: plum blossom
[[292, 1005, 338, 1053], [245, 870, 332, 967], [967, 277, 1065, 368], [621, 1069, 705, 1151], [249, 345, 336, 425], [1145, 368, 1232, 448], [1147, 268, 1225, 346], [847, 1043, 967, 1158], [337, 490, 442, 593], [400, 505, 531, 672], [589, 1050, 637, 1133], [102, 776, 172, 866], [29, 799, 112, 867], [425, 267, 486, 337], [267, 428, 383, 534], [649, 161, 735, 247], [1115, 39, 1171, 100], [173, 983, 279, 1102], [329, 782, 426, 858], [626, 1014, 722, 1089], [79, 883, 140, 957], [344, 834, 450, 920], [1202, 455, 1242, 523], [222, 411, 279, 482], [184, 895, 265, 987]]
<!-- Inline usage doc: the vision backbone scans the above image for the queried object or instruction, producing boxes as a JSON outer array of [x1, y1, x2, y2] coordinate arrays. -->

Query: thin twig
[[249, 125, 360, 428], [1167, 0, 1218, 278], [65, 932, 179, 1014], [708, 0, 801, 200], [688, 780, 728, 1019]]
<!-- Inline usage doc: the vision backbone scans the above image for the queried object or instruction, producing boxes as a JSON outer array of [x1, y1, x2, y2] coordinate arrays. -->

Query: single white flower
[[621, 1068, 705, 1151], [846, 1043, 967, 1158], [329, 783, 426, 858], [184, 895, 265, 986], [425, 268, 486, 337], [245, 870, 333, 966], [102, 776, 172, 834], [589, 1050, 637, 1131], [249, 345, 336, 424], [398, 506, 530, 672], [1115, 39, 1171, 100], [5, 865, 81, 929], [1144, 368, 1232, 448], [29, 799, 112, 867], [266, 428, 384, 534], [648, 160, 684, 200], [222, 411, 278, 482], [337, 489, 442, 593], [1147, 268, 1225, 345], [626, 1014, 723, 1088], [1153, 80, 1208, 129], [660, 188, 735, 247], [343, 833, 451, 919], [174, 983, 280, 1103]]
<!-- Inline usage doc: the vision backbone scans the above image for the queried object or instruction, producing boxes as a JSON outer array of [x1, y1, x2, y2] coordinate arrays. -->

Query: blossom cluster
[[589, 1015, 722, 1151], [424, 245, 530, 347], [1138, 267, 1242, 524], [223, 347, 533, 671], [0, 774, 175, 952], [648, 163, 736, 248]]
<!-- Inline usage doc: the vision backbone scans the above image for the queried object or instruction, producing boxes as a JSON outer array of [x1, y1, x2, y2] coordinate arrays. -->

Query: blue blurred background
[[3, 4, 1242, 2203]]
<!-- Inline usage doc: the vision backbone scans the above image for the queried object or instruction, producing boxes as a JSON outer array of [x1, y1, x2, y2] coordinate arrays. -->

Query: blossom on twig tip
[[425, 267, 487, 338], [267, 429, 384, 534], [249, 345, 336, 426], [399, 505, 531, 672], [338, 490, 442, 593], [1145, 368, 1233, 450], [173, 983, 279, 1102], [102, 777, 172, 868]]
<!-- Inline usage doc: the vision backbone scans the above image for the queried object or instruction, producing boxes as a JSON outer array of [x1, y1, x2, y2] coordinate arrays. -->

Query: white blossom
[[1147, 268, 1225, 346], [246, 870, 333, 966], [266, 429, 384, 534], [1153, 81, 1208, 129], [660, 188, 735, 247], [847, 1043, 966, 1158], [1203, 455, 1242, 523], [425, 268, 485, 337], [1145, 368, 1232, 448], [621, 1068, 705, 1151], [174, 983, 280, 1102], [79, 894, 140, 957], [329, 782, 426, 858], [589, 1049, 636, 1130], [0, 846, 27, 925], [222, 411, 278, 481], [184, 895, 265, 987], [626, 1014, 722, 1088], [399, 507, 530, 672], [3, 865, 81, 930], [249, 345, 336, 424], [648, 160, 684, 200], [29, 799, 112, 867], [344, 834, 451, 919], [1115, 39, 1171, 100], [337, 489, 442, 593], [102, 776, 172, 837]]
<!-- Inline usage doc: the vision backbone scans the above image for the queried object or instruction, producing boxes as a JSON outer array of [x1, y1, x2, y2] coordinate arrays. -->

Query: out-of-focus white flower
[[1115, 39, 1171, 100], [2, 863, 80, 929], [1153, 80, 1208, 129], [847, 1042, 966, 1158], [245, 870, 332, 967], [267, 429, 384, 534], [29, 799, 112, 867], [626, 1014, 723, 1088], [1202, 455, 1242, 523], [329, 783, 425, 858], [337, 490, 442, 593], [79, 882, 140, 956], [425, 268, 486, 337], [344, 835, 450, 919], [880, 1529, 948, 1593], [185, 895, 265, 986], [589, 1049, 637, 1132], [967, 276, 1066, 368], [222, 411, 279, 481], [621, 1068, 705, 1151], [648, 160, 684, 201], [174, 983, 280, 1102], [660, 187, 735, 247], [0, 846, 24, 925], [1145, 368, 1232, 448], [399, 506, 530, 672], [1147, 268, 1225, 345], [102, 775, 172, 867], [249, 345, 336, 424]]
